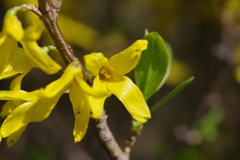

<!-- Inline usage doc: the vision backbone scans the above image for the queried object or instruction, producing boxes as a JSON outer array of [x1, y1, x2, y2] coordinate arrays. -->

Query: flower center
[[99, 65, 115, 82]]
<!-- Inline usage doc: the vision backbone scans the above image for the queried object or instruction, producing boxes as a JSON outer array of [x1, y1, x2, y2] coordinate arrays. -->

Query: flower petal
[[107, 76, 151, 123], [10, 69, 31, 91], [3, 14, 24, 42], [0, 32, 7, 46], [23, 21, 43, 41], [1, 101, 34, 137], [0, 90, 33, 101], [84, 52, 108, 76], [108, 40, 148, 75], [88, 76, 109, 119], [21, 41, 61, 74], [0, 101, 15, 119], [6, 124, 27, 147], [0, 36, 17, 75], [69, 80, 90, 142], [21, 22, 61, 74], [1, 90, 62, 137], [44, 62, 81, 98], [0, 48, 32, 80], [89, 95, 106, 119]]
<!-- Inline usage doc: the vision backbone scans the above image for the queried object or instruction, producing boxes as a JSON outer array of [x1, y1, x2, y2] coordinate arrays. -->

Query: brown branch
[[91, 110, 128, 160], [37, 0, 76, 65], [124, 126, 143, 159]]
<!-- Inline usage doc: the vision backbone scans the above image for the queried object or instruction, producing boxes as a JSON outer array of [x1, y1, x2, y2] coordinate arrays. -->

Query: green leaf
[[157, 42, 173, 90], [150, 76, 194, 112], [135, 32, 169, 100]]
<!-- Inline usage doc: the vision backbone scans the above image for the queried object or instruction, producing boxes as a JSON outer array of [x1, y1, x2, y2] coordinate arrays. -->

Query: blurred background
[[0, 0, 240, 160]]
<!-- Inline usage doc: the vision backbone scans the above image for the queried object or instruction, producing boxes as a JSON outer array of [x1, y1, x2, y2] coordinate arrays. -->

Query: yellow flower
[[0, 61, 93, 146], [84, 40, 151, 123]]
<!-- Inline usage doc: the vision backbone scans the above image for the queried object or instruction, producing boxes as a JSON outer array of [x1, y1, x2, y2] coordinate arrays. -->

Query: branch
[[37, 0, 77, 65], [91, 110, 128, 160], [123, 121, 143, 158]]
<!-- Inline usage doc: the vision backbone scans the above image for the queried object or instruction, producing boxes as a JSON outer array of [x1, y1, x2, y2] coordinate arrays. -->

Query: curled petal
[[0, 36, 17, 75], [3, 14, 24, 42], [108, 40, 148, 75], [107, 76, 151, 123], [21, 41, 61, 74], [21, 22, 61, 74], [0, 48, 32, 80], [69, 80, 90, 142], [6, 124, 27, 148], [84, 52, 108, 76]]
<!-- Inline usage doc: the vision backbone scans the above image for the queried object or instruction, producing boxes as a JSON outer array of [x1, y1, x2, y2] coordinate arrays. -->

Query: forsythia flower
[[84, 40, 151, 123], [0, 61, 94, 146]]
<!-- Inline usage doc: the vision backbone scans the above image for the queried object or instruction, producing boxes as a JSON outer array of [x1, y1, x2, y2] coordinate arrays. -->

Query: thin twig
[[124, 127, 143, 159], [21, 4, 42, 17], [91, 110, 128, 160]]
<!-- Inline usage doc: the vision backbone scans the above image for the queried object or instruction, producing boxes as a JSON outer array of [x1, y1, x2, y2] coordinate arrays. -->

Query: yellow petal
[[108, 40, 148, 75], [69, 80, 90, 142], [22, 21, 43, 41], [88, 76, 109, 119], [0, 36, 17, 75], [1, 101, 34, 137], [75, 73, 109, 97], [1, 90, 62, 137], [3, 14, 24, 41], [107, 76, 151, 123], [0, 90, 33, 101], [83, 52, 108, 76], [0, 32, 7, 45], [0, 101, 15, 119], [21, 41, 62, 74], [6, 124, 27, 147], [89, 95, 106, 119], [20, 22, 61, 74], [44, 63, 81, 98], [0, 48, 32, 80], [10, 69, 31, 91], [75, 73, 109, 119]]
